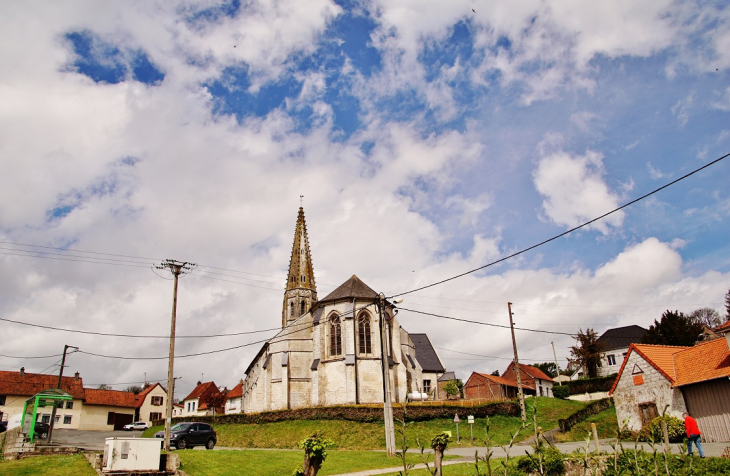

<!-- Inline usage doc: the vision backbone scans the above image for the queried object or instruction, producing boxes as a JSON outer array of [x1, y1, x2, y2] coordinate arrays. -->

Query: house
[[610, 324, 730, 442], [225, 380, 243, 414], [464, 372, 520, 400], [241, 207, 447, 412], [0, 369, 85, 429], [410, 334, 446, 398], [82, 389, 137, 430], [133, 383, 168, 424], [172, 403, 184, 417], [437, 371, 457, 400], [502, 362, 554, 397], [182, 381, 223, 416], [571, 325, 647, 379]]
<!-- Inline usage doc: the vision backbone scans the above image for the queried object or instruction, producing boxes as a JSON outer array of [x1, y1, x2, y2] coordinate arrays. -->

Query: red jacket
[[684, 416, 700, 437]]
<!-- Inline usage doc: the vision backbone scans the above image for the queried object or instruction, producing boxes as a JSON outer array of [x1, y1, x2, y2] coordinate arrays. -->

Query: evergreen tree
[[641, 310, 704, 346]]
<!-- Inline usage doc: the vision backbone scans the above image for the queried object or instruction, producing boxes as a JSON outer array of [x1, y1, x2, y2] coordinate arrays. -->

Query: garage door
[[113, 413, 134, 431], [682, 378, 730, 442]]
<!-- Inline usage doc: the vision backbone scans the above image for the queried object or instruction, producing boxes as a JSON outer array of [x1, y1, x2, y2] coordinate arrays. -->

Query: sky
[[0, 0, 729, 400]]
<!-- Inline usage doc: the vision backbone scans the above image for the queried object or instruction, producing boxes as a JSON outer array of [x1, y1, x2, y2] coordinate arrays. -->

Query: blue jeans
[[687, 434, 704, 457]]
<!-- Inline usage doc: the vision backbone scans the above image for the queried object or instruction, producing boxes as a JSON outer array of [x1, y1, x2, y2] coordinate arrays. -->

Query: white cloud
[[647, 162, 668, 180], [532, 150, 624, 234]]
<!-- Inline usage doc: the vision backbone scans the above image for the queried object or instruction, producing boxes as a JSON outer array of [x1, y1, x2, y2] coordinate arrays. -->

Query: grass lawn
[[144, 397, 587, 450], [0, 454, 97, 476], [554, 406, 619, 443], [176, 449, 459, 476]]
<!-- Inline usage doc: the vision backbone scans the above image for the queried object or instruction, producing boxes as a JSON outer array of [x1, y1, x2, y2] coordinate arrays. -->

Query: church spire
[[282, 207, 317, 327]]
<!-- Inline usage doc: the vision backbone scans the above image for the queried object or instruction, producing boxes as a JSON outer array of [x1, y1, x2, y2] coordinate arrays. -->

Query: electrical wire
[[0, 251, 151, 268], [390, 151, 730, 299], [398, 307, 575, 336], [0, 316, 280, 339], [0, 240, 161, 262], [0, 352, 65, 359]]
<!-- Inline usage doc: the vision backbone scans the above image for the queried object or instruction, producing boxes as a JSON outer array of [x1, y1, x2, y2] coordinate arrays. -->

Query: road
[[50, 429, 152, 451]]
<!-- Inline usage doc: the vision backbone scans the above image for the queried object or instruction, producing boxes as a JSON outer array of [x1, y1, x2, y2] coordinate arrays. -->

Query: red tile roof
[[0, 370, 85, 399], [609, 343, 687, 395], [226, 381, 243, 399], [518, 364, 554, 382], [672, 337, 730, 387], [133, 383, 167, 408], [714, 320, 730, 333], [470, 372, 522, 389], [84, 388, 137, 407], [183, 381, 223, 411]]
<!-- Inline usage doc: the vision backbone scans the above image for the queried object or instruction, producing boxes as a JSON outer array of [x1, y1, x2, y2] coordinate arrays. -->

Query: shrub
[[552, 385, 569, 399], [565, 374, 617, 395], [516, 445, 565, 475], [638, 416, 685, 443]]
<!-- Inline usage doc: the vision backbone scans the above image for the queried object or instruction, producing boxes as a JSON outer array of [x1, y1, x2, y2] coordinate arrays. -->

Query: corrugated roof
[[318, 275, 378, 303], [597, 325, 648, 351], [672, 338, 730, 387], [410, 334, 445, 373], [0, 370, 85, 399], [84, 388, 137, 407]]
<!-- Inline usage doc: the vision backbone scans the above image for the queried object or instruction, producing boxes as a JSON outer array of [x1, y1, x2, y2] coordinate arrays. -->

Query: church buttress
[[282, 207, 317, 328]]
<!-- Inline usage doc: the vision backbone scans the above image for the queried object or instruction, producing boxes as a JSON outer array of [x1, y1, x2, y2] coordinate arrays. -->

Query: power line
[[390, 151, 730, 298], [0, 251, 151, 268], [0, 240, 162, 262], [0, 352, 65, 359], [399, 307, 576, 336], [0, 316, 279, 339]]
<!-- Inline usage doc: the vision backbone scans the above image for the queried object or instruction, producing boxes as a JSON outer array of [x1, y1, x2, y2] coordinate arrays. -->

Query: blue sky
[[0, 0, 728, 393]]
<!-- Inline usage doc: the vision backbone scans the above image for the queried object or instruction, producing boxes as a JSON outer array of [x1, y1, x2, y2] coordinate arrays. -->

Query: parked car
[[34, 422, 50, 439], [154, 422, 216, 450], [123, 421, 150, 431]]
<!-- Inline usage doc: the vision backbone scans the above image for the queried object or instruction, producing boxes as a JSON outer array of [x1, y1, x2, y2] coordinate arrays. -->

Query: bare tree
[[689, 307, 722, 328]]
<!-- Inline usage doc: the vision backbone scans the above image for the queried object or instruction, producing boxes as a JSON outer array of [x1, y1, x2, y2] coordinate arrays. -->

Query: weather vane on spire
[[300, 194, 304, 208]]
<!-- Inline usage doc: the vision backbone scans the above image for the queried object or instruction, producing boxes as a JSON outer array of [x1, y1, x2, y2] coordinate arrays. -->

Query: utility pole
[[48, 344, 77, 443], [156, 259, 195, 452], [378, 293, 396, 456], [508, 302, 526, 421], [551, 342, 562, 386]]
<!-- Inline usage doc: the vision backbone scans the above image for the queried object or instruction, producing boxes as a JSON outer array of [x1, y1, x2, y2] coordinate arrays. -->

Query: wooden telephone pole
[[48, 344, 77, 443], [156, 259, 195, 451], [508, 302, 526, 421]]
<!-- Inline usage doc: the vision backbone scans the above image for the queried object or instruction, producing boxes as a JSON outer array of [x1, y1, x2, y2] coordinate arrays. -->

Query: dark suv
[[154, 422, 216, 450]]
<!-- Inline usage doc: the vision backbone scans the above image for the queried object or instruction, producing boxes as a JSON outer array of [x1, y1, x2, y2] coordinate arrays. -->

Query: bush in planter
[[552, 385, 569, 399]]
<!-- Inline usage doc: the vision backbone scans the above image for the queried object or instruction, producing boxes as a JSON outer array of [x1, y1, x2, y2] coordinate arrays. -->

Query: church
[[240, 207, 446, 413]]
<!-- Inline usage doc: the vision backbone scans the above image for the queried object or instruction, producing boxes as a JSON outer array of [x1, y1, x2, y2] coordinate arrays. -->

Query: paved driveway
[[51, 429, 152, 451]]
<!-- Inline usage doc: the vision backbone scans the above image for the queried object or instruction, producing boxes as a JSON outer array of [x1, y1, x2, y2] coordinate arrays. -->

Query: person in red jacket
[[682, 412, 704, 457]]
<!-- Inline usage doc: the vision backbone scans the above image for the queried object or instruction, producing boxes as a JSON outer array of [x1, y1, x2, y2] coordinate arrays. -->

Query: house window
[[539, 386, 543, 396], [638, 402, 658, 426], [358, 313, 372, 354], [329, 314, 342, 357], [149, 412, 162, 421], [607, 355, 616, 366], [423, 380, 431, 394], [191, 402, 196, 412], [66, 401, 73, 409], [151, 396, 163, 406], [0, 395, 5, 405], [54, 415, 60, 423], [42, 414, 50, 424], [63, 415, 72, 425]]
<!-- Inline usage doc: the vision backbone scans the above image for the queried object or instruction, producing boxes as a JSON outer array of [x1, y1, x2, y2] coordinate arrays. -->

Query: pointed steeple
[[282, 207, 318, 327]]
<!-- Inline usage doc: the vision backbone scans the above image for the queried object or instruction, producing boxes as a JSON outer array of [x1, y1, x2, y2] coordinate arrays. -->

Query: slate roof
[[597, 325, 648, 351], [0, 370, 85, 399], [84, 388, 137, 407], [318, 275, 378, 303], [410, 334, 445, 373], [672, 338, 730, 387], [438, 371, 456, 382]]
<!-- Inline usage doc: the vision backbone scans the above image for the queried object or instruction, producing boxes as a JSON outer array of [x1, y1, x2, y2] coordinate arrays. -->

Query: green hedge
[[558, 398, 614, 432], [566, 374, 617, 395], [153, 401, 519, 427]]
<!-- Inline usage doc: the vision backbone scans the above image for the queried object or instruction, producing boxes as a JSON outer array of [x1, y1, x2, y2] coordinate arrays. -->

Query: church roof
[[318, 275, 379, 303], [410, 334, 445, 373], [285, 207, 317, 293]]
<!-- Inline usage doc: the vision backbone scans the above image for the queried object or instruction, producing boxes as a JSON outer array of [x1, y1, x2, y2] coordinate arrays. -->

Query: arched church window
[[358, 313, 372, 354], [329, 314, 342, 357], [301, 275, 306, 282], [300, 301, 306, 316], [290, 302, 294, 319]]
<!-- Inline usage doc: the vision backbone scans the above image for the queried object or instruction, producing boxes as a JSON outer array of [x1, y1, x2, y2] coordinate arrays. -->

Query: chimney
[[20, 367, 25, 376], [74, 371, 80, 382], [197, 381, 201, 386]]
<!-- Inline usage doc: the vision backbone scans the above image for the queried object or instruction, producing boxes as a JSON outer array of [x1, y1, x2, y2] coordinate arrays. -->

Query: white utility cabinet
[[102, 437, 161, 472]]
